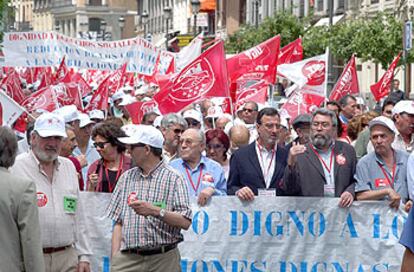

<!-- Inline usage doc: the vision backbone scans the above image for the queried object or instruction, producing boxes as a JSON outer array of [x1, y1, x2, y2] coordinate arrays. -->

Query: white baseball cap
[[112, 91, 125, 102], [88, 109, 105, 120], [369, 116, 396, 134], [153, 115, 163, 128], [78, 113, 95, 128], [183, 109, 203, 123], [118, 124, 164, 148], [392, 100, 414, 116], [53, 105, 80, 123], [34, 112, 67, 138]]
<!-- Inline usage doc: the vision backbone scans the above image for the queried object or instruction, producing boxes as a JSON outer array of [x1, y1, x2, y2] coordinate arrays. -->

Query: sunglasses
[[93, 141, 110, 149], [185, 119, 200, 127], [172, 128, 185, 134], [243, 108, 256, 113]]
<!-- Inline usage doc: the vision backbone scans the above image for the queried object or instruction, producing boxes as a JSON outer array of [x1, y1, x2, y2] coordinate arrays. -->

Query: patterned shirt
[[11, 151, 92, 261], [106, 160, 192, 250]]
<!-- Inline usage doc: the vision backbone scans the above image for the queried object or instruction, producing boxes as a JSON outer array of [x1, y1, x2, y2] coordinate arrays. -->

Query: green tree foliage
[[225, 11, 407, 68], [225, 12, 305, 53]]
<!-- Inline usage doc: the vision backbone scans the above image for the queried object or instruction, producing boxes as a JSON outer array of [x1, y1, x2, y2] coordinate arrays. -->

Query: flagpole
[[324, 47, 330, 107]]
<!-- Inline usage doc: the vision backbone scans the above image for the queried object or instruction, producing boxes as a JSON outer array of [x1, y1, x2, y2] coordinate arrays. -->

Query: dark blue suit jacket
[[227, 141, 288, 196]]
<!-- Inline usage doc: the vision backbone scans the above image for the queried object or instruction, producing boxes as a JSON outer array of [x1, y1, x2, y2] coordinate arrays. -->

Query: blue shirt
[[169, 156, 227, 197], [72, 138, 101, 184], [355, 149, 410, 202], [400, 207, 414, 253]]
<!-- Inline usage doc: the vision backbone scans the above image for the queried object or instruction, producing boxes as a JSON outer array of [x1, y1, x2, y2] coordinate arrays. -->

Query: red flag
[[370, 52, 402, 101], [227, 35, 281, 85], [278, 38, 303, 65], [280, 90, 325, 121], [84, 76, 110, 112], [53, 83, 83, 110], [61, 72, 92, 98], [107, 63, 128, 96], [20, 67, 37, 84], [124, 100, 158, 124], [0, 70, 26, 103], [154, 41, 229, 114], [329, 54, 359, 101], [37, 67, 54, 90], [22, 86, 59, 112], [54, 57, 73, 84], [234, 80, 269, 111]]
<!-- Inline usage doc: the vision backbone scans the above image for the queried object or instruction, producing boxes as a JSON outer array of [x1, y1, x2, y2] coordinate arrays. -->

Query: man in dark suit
[[283, 108, 356, 207], [227, 107, 288, 201]]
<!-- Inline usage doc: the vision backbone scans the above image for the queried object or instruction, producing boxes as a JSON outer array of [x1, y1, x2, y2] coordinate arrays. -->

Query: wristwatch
[[159, 208, 166, 219]]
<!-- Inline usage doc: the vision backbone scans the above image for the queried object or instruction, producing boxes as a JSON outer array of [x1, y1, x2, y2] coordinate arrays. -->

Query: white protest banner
[[1, 32, 159, 75], [79, 193, 406, 272]]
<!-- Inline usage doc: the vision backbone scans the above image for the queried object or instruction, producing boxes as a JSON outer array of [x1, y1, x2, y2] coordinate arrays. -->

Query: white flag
[[175, 33, 204, 72], [0, 90, 26, 127], [278, 53, 327, 95]]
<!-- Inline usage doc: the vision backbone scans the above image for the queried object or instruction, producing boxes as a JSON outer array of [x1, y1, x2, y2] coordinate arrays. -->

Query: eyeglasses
[[207, 143, 224, 150], [311, 122, 331, 129], [243, 108, 256, 113], [93, 141, 109, 149]]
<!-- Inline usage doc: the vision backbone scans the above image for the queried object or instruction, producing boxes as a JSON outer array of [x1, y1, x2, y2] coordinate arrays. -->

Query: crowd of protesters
[[1, 77, 414, 271]]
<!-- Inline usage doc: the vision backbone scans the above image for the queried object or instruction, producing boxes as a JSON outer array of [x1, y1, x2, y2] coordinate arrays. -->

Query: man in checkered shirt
[[107, 124, 192, 272]]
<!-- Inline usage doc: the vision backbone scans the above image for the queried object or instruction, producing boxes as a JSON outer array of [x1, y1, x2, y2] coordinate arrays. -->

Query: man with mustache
[[355, 116, 412, 211], [11, 113, 92, 272], [227, 107, 288, 201], [283, 108, 356, 207]]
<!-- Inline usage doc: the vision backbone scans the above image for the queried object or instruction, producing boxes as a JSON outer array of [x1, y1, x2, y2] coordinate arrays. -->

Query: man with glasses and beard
[[283, 108, 356, 207], [11, 112, 92, 272]]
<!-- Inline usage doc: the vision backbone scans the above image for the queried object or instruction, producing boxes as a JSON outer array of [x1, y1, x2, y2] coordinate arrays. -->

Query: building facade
[[10, 0, 34, 31], [32, 0, 136, 40]]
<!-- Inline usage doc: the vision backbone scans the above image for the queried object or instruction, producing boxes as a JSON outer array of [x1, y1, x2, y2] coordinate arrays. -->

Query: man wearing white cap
[[107, 125, 192, 272], [355, 116, 412, 211], [11, 112, 92, 272], [366, 100, 414, 154], [183, 109, 203, 130], [111, 91, 126, 118]]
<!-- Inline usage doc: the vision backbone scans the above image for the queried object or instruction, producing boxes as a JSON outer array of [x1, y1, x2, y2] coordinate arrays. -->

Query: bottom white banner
[[79, 193, 407, 272]]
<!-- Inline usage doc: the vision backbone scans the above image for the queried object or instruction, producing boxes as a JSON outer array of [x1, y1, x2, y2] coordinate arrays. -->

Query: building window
[[371, 0, 379, 3], [317, 0, 324, 11], [89, 0, 102, 6], [89, 18, 101, 32]]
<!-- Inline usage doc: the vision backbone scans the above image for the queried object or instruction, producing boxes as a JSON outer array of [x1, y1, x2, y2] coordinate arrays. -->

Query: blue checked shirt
[[106, 160, 192, 249], [169, 156, 227, 197]]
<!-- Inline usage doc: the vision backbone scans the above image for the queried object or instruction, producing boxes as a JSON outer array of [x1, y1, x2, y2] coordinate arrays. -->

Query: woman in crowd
[[205, 129, 231, 179], [87, 121, 133, 193]]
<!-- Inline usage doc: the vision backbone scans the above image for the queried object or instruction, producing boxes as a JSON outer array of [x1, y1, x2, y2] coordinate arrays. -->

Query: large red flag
[[154, 41, 229, 114], [124, 100, 158, 124], [22, 86, 59, 112], [0, 70, 26, 103], [370, 52, 402, 101], [278, 38, 303, 65], [280, 90, 325, 121], [53, 83, 83, 110], [37, 67, 54, 90], [329, 54, 359, 101], [227, 35, 280, 84], [84, 76, 110, 112], [234, 80, 269, 111]]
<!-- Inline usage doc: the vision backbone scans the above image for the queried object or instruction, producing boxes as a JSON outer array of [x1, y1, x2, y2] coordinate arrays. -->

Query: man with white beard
[[282, 108, 357, 207]]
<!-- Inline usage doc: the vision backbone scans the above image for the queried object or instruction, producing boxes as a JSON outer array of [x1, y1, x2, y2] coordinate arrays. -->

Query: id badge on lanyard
[[258, 188, 276, 197]]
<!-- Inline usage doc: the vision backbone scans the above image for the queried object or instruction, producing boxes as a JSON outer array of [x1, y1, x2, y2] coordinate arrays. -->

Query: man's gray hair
[[194, 128, 206, 145], [160, 113, 188, 129], [312, 108, 338, 127], [0, 126, 18, 168]]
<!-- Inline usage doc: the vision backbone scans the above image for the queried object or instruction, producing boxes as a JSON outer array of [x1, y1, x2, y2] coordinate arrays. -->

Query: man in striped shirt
[[107, 124, 192, 272]]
